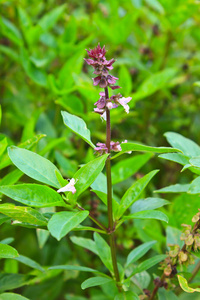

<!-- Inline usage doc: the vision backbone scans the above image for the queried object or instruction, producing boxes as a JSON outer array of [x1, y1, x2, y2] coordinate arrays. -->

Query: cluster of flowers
[[94, 140, 131, 155], [84, 44, 132, 119]]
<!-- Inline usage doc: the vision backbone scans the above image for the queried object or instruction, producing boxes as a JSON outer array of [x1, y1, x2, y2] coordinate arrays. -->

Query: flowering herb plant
[[0, 44, 200, 300]]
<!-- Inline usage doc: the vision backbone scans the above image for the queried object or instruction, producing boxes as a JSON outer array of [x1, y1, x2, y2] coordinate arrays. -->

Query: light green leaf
[[130, 255, 167, 276], [0, 244, 19, 259], [156, 184, 190, 193], [38, 4, 66, 31], [158, 289, 178, 300], [0, 138, 7, 157], [0, 293, 29, 300], [164, 132, 200, 158], [0, 184, 65, 207], [49, 265, 98, 273], [126, 241, 156, 267], [61, 111, 95, 148], [0, 274, 32, 292], [8, 146, 62, 188], [48, 211, 89, 241], [177, 275, 200, 293], [0, 204, 47, 226], [188, 176, 200, 194], [131, 198, 170, 213], [131, 68, 177, 102], [112, 153, 152, 184], [36, 229, 49, 249], [70, 236, 98, 255], [116, 170, 159, 219], [94, 233, 113, 272], [145, 0, 165, 14], [81, 276, 112, 290], [14, 255, 44, 272], [114, 291, 140, 300], [189, 157, 200, 168], [159, 153, 189, 166], [0, 17, 23, 46], [0, 170, 23, 187], [122, 210, 168, 223], [67, 154, 108, 203], [90, 172, 107, 194], [112, 142, 180, 160]]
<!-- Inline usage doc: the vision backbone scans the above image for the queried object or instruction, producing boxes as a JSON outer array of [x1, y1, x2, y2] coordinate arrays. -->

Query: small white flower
[[106, 102, 113, 110], [57, 178, 78, 194], [101, 111, 107, 121], [117, 97, 132, 113]]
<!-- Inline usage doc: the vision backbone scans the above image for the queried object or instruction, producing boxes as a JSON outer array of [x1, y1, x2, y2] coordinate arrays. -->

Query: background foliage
[[1, 0, 200, 299]]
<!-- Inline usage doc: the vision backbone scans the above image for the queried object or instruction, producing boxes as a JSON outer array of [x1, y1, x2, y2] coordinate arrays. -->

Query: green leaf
[[61, 111, 95, 148], [8, 146, 62, 188], [164, 132, 200, 157], [49, 265, 98, 273], [114, 291, 140, 300], [0, 244, 19, 259], [0, 293, 29, 300], [188, 176, 200, 194], [177, 275, 200, 293], [0, 274, 32, 292], [67, 154, 108, 203], [131, 198, 170, 213], [130, 254, 167, 276], [0, 17, 23, 46], [0, 214, 10, 226], [0, 184, 65, 207], [70, 236, 98, 255], [116, 170, 159, 219], [156, 184, 190, 193], [91, 190, 119, 213], [126, 241, 156, 267], [159, 153, 190, 166], [36, 229, 49, 249], [122, 210, 168, 223], [189, 157, 200, 168], [81, 276, 112, 290], [14, 255, 44, 272], [0, 170, 23, 187], [94, 233, 113, 272], [131, 68, 177, 102], [48, 211, 89, 241], [0, 204, 47, 226], [39, 4, 66, 31], [145, 0, 165, 14], [158, 289, 178, 300], [0, 137, 7, 157], [90, 172, 107, 194], [112, 153, 152, 184], [112, 142, 180, 160]]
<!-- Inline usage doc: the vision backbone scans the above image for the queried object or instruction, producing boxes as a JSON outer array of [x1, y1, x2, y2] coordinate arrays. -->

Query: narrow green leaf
[[131, 198, 170, 213], [49, 265, 98, 273], [61, 111, 95, 148], [126, 241, 157, 267], [156, 184, 190, 193], [0, 204, 47, 226], [130, 255, 167, 276], [0, 184, 65, 207], [0, 17, 23, 46], [0, 138, 7, 157], [14, 255, 44, 272], [0, 170, 23, 187], [36, 229, 49, 249], [164, 132, 200, 157], [116, 170, 159, 219], [39, 4, 66, 31], [188, 176, 200, 194], [177, 275, 200, 293], [91, 190, 119, 213], [8, 146, 62, 188], [112, 153, 152, 184], [0, 293, 29, 300], [70, 236, 98, 255], [94, 233, 113, 272], [48, 211, 89, 241], [81, 276, 112, 290], [0, 274, 32, 292], [0, 244, 19, 259], [123, 210, 168, 223]]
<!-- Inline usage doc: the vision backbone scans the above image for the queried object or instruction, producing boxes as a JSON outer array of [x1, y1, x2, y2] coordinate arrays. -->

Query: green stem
[[105, 87, 122, 292]]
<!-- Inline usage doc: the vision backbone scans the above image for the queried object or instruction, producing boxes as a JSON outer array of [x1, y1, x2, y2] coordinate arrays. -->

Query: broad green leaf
[[81, 276, 112, 290], [131, 198, 170, 213], [156, 184, 190, 193], [0, 274, 32, 292], [164, 132, 200, 157], [0, 238, 14, 245], [49, 265, 98, 273], [61, 111, 95, 148], [90, 172, 107, 193], [67, 154, 108, 203], [159, 153, 189, 166], [112, 153, 152, 184], [131, 68, 177, 102], [14, 255, 44, 272], [0, 204, 47, 226], [0, 138, 7, 156], [94, 233, 113, 272], [0, 17, 23, 46], [8, 146, 62, 188], [70, 236, 98, 255], [48, 211, 89, 241], [158, 289, 178, 300], [126, 241, 156, 267], [91, 190, 119, 213], [116, 170, 159, 219], [122, 210, 168, 223], [114, 291, 139, 300], [189, 157, 200, 168], [177, 275, 200, 293], [39, 4, 66, 31], [188, 176, 200, 194], [130, 255, 167, 276], [0, 184, 65, 207], [0, 293, 29, 300], [0, 244, 19, 259], [112, 142, 180, 160]]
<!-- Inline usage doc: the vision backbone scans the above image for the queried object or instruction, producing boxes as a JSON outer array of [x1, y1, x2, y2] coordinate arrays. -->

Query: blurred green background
[[1, 0, 200, 299]]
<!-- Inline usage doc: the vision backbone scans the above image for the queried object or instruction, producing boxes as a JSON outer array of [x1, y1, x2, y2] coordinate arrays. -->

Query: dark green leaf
[[0, 244, 19, 259], [131, 198, 170, 213], [94, 233, 113, 272], [14, 255, 44, 272], [126, 241, 156, 267], [81, 276, 112, 290], [123, 210, 168, 223]]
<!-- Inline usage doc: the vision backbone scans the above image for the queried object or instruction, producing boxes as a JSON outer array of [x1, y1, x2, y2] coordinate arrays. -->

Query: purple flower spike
[[86, 44, 106, 59]]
